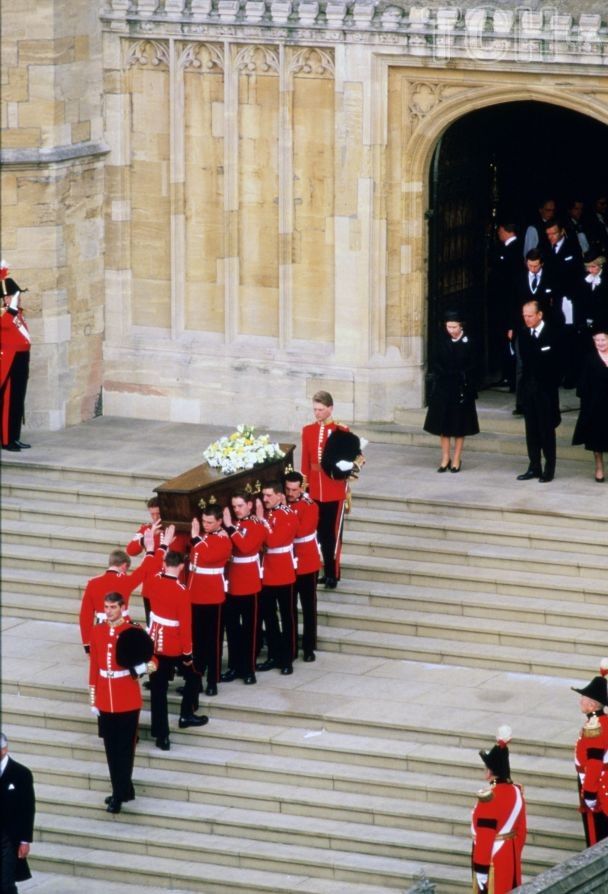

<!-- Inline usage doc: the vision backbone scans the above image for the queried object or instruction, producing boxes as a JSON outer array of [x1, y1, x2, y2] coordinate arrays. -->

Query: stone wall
[[0, 0, 106, 429]]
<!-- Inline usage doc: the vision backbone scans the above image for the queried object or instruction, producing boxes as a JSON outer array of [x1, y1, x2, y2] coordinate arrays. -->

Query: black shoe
[[14, 440, 31, 448], [256, 658, 278, 672], [539, 472, 554, 483], [2, 442, 20, 451], [317, 575, 327, 585], [220, 669, 239, 683], [205, 684, 218, 696], [155, 736, 171, 751], [324, 577, 337, 589], [512, 408, 524, 416], [243, 673, 257, 685], [595, 475, 605, 483], [437, 461, 451, 473], [106, 797, 122, 814], [303, 652, 316, 663], [178, 713, 209, 729], [516, 469, 540, 481], [450, 463, 461, 473], [175, 685, 185, 696], [143, 680, 151, 690], [281, 666, 293, 675]]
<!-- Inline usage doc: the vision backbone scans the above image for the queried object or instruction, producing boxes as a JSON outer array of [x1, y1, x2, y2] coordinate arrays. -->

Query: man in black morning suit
[[0, 733, 36, 894], [516, 300, 562, 484]]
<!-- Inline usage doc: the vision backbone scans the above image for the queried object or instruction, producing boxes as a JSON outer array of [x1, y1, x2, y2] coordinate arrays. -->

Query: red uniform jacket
[[575, 713, 608, 815], [226, 516, 266, 596], [188, 530, 232, 605], [301, 420, 349, 502], [290, 495, 321, 575], [0, 307, 30, 388], [146, 571, 192, 657], [79, 551, 161, 648], [126, 523, 190, 590], [261, 504, 298, 586], [471, 782, 527, 894], [89, 620, 143, 713]]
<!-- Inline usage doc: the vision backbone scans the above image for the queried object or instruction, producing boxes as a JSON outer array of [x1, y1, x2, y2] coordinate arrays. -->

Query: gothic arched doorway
[[427, 101, 608, 385]]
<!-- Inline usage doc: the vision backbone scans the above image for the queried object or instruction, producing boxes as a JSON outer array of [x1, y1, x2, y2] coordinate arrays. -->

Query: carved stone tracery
[[287, 46, 334, 78], [126, 39, 170, 67]]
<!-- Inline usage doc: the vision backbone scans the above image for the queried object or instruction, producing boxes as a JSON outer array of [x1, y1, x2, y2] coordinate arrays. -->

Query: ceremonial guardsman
[[221, 492, 266, 686], [79, 525, 161, 653], [255, 481, 298, 675], [126, 496, 190, 622], [0, 262, 31, 452], [147, 534, 208, 750], [471, 725, 527, 894], [188, 506, 232, 697], [572, 659, 608, 846], [88, 593, 154, 814], [300, 390, 349, 589], [284, 470, 320, 663]]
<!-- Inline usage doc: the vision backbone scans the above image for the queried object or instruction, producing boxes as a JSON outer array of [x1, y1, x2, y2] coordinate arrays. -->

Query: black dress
[[423, 334, 480, 437], [572, 348, 608, 452]]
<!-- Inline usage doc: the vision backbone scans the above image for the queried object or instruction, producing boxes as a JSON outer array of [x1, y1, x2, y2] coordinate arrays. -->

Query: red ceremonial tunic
[[0, 306, 30, 388], [147, 571, 193, 657], [261, 504, 298, 586], [226, 516, 266, 596], [188, 530, 232, 604], [290, 494, 321, 575], [127, 523, 190, 588], [301, 420, 349, 502], [89, 620, 143, 713], [471, 781, 527, 894], [575, 713, 608, 817], [79, 550, 162, 648]]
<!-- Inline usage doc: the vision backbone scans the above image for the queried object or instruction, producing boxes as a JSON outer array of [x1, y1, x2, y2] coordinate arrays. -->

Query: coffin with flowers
[[155, 426, 295, 530]]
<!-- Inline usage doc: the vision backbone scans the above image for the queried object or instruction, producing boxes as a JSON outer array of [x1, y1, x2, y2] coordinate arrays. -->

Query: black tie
[[531, 275, 538, 292]]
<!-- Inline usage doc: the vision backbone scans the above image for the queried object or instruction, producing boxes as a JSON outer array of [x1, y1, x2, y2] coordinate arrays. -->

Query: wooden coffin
[[155, 444, 296, 530]]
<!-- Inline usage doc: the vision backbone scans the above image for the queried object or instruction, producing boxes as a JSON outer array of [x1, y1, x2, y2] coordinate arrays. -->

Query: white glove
[[584, 798, 597, 810], [90, 706, 100, 717], [133, 662, 147, 676], [9, 292, 20, 310], [476, 872, 488, 890]]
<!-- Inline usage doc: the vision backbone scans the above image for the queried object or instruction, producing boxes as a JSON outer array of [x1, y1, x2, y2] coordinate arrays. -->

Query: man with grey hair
[[0, 733, 36, 893]]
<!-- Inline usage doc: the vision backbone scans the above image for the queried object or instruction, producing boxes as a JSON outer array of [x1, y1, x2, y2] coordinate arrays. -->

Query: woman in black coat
[[572, 327, 608, 482], [423, 312, 480, 472]]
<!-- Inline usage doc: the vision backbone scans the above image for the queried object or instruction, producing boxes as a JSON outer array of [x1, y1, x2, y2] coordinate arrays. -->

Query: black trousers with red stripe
[[223, 593, 258, 677], [98, 708, 139, 801], [260, 584, 295, 669], [315, 500, 344, 580], [294, 571, 317, 658], [192, 603, 223, 688]]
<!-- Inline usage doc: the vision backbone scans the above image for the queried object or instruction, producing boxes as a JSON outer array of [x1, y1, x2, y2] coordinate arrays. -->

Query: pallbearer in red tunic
[[126, 496, 190, 621], [221, 492, 266, 686], [572, 659, 608, 846], [88, 593, 154, 814], [471, 725, 527, 894], [188, 506, 232, 696], [79, 525, 162, 652], [300, 390, 349, 589], [284, 471, 320, 663], [146, 528, 209, 750], [255, 481, 298, 675]]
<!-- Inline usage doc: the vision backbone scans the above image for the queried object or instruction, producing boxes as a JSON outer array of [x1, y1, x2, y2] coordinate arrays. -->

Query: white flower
[[204, 425, 285, 474]]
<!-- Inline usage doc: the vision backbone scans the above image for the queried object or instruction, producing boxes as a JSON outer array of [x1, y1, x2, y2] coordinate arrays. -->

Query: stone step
[[0, 474, 147, 512], [18, 870, 216, 894], [0, 459, 161, 492], [1, 495, 142, 532], [30, 779, 581, 856], [33, 808, 564, 881], [1, 518, 137, 555], [1, 542, 143, 578], [347, 507, 608, 556], [393, 402, 580, 437], [343, 529, 608, 579]]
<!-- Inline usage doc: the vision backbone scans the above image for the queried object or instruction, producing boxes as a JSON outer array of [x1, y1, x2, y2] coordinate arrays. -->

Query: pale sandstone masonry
[[2, 2, 608, 431]]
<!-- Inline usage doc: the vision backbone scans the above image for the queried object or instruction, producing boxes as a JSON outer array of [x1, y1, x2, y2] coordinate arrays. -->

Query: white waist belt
[[149, 612, 179, 627], [266, 546, 293, 555], [294, 533, 317, 544], [192, 566, 225, 575], [99, 669, 130, 679], [231, 555, 260, 565], [95, 610, 127, 622]]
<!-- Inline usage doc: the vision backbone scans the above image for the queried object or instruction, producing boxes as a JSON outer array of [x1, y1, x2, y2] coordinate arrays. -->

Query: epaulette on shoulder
[[477, 788, 494, 803], [275, 504, 292, 514]]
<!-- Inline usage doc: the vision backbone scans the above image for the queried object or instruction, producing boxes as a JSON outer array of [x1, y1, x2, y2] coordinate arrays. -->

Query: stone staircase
[[2, 443, 606, 894]]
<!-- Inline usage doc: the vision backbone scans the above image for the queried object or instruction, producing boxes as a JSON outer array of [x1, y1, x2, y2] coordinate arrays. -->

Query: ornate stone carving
[[287, 46, 334, 78], [178, 41, 224, 70], [234, 44, 280, 74], [126, 39, 170, 68], [407, 82, 445, 120]]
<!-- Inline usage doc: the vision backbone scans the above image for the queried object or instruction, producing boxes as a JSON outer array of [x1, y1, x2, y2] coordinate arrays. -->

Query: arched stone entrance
[[384, 70, 608, 410]]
